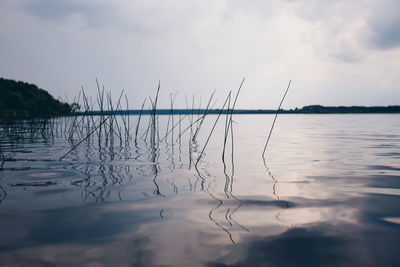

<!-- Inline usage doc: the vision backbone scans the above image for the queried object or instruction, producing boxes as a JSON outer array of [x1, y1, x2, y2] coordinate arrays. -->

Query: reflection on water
[[1, 114, 400, 266]]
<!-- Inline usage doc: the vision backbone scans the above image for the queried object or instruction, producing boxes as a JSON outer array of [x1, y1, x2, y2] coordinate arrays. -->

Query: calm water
[[1, 114, 400, 266]]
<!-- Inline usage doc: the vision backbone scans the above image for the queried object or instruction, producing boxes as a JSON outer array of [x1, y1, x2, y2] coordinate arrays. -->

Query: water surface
[[1, 114, 400, 266]]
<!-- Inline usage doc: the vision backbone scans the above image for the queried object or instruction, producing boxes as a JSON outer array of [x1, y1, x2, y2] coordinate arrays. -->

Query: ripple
[[10, 181, 56, 187], [343, 186, 400, 196]]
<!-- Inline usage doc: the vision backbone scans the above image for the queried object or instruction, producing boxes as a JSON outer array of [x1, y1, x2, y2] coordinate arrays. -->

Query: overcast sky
[[1, 0, 399, 109]]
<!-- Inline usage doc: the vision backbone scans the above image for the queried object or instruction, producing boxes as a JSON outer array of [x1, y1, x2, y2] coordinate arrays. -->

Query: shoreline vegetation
[[0, 78, 73, 119], [1, 77, 399, 119]]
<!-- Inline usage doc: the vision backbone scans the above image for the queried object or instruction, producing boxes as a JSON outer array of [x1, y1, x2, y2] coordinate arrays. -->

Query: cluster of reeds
[[57, 78, 290, 164], [0, 118, 60, 167], [56, 79, 242, 164], [1, 78, 291, 183], [59, 80, 133, 160]]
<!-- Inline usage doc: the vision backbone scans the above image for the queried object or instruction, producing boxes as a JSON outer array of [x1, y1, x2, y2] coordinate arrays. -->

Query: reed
[[179, 113, 182, 146], [222, 93, 232, 162], [124, 95, 130, 143], [106, 90, 124, 143], [222, 78, 245, 161], [59, 115, 111, 161], [176, 97, 216, 142], [170, 93, 177, 144], [82, 87, 99, 139], [262, 80, 291, 158], [149, 81, 161, 147], [195, 91, 232, 167], [160, 114, 188, 142], [191, 95, 196, 134], [135, 98, 146, 144], [192, 91, 215, 142], [68, 91, 82, 140], [96, 79, 105, 143]]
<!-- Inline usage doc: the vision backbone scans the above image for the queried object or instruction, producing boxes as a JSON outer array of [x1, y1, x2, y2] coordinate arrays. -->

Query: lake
[[1, 114, 400, 266]]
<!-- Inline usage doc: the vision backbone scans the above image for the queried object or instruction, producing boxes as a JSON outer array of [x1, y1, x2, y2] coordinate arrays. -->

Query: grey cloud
[[292, 0, 400, 53], [25, 0, 81, 19], [291, 1, 363, 22], [21, 0, 115, 28], [328, 44, 364, 63], [365, 0, 400, 50], [369, 25, 400, 50], [289, 1, 368, 62]]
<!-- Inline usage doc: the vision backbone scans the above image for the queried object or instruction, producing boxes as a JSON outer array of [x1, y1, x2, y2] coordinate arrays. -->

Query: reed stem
[[262, 80, 291, 158]]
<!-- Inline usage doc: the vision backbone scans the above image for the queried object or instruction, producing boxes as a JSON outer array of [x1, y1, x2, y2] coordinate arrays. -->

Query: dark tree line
[[0, 77, 73, 118], [299, 105, 400, 113]]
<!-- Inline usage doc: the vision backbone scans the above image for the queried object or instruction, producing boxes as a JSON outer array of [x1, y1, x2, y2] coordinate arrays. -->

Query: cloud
[[364, 0, 400, 50], [0, 0, 399, 108], [291, 0, 400, 62], [290, 1, 368, 62], [18, 0, 115, 28]]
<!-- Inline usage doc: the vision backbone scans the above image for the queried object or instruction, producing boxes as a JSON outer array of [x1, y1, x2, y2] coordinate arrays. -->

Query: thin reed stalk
[[135, 98, 146, 144], [107, 90, 125, 143], [262, 80, 291, 158], [149, 81, 160, 146], [195, 91, 232, 167], [222, 78, 245, 160], [176, 100, 216, 142], [124, 95, 130, 143], [96, 79, 105, 143], [59, 115, 111, 161], [192, 91, 215, 142], [160, 114, 188, 142], [222, 93, 232, 161]]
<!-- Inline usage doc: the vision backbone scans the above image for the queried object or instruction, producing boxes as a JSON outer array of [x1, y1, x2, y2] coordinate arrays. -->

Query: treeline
[[79, 105, 400, 115], [0, 77, 73, 118], [296, 105, 400, 113]]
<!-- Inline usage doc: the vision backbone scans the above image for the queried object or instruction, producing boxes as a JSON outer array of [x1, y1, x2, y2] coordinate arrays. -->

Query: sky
[[1, 0, 400, 109]]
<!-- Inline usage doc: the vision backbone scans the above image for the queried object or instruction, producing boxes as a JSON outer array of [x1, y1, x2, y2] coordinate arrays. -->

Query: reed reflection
[[0, 185, 6, 204], [193, 114, 251, 245], [263, 158, 294, 228]]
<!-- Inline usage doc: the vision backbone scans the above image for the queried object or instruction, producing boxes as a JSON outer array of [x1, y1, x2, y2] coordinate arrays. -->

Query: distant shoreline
[[1, 77, 399, 118], [76, 105, 400, 115]]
